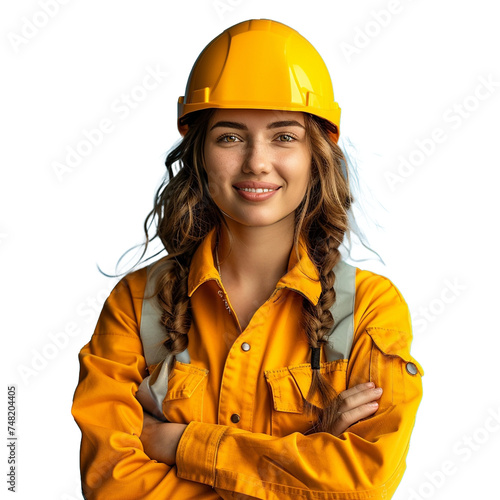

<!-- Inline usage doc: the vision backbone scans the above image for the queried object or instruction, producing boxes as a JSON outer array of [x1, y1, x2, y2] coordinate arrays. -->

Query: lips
[[233, 181, 281, 201], [233, 181, 281, 190], [237, 187, 276, 193]]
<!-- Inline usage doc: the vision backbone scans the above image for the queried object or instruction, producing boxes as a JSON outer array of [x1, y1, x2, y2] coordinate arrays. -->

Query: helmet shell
[[178, 19, 341, 141]]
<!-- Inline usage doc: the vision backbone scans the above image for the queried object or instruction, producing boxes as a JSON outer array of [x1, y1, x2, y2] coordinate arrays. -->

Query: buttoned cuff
[[176, 421, 228, 486]]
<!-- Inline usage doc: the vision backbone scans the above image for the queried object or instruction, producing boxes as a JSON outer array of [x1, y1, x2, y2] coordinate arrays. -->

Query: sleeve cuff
[[176, 421, 228, 486]]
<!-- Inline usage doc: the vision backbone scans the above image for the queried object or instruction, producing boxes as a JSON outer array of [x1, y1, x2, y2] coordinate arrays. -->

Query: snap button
[[406, 362, 418, 375], [230, 413, 240, 423], [241, 342, 251, 352]]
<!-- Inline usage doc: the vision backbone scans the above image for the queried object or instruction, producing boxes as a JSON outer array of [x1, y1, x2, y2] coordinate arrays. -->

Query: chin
[[223, 211, 295, 230]]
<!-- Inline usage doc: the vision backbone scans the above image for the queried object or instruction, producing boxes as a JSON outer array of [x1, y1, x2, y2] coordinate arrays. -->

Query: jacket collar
[[187, 228, 321, 305]]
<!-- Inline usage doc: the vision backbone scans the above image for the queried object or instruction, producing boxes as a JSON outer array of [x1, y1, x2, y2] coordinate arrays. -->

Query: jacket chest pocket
[[162, 361, 209, 424], [264, 360, 348, 437]]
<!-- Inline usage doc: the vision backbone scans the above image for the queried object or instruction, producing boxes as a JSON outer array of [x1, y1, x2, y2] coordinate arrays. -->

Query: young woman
[[72, 19, 423, 499]]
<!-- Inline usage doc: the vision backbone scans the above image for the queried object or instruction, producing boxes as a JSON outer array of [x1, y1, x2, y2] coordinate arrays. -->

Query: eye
[[217, 134, 241, 143], [276, 134, 295, 142]]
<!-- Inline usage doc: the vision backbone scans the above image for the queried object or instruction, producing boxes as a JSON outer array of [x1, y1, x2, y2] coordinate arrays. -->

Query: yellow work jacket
[[72, 229, 423, 499]]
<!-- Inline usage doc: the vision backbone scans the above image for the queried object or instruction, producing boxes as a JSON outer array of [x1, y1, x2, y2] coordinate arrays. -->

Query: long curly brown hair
[[141, 109, 352, 433]]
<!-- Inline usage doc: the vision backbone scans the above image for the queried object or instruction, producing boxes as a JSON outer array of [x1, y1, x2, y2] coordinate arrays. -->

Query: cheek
[[203, 153, 233, 201], [205, 169, 225, 201], [290, 153, 312, 195]]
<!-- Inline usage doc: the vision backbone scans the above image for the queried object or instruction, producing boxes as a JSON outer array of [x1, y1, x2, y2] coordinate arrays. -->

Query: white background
[[1, 0, 499, 498]]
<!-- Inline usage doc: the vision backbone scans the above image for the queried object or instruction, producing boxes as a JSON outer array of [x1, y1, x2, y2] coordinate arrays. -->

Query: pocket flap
[[265, 367, 304, 413], [265, 361, 348, 412], [366, 327, 424, 375], [164, 361, 208, 401], [290, 361, 348, 408]]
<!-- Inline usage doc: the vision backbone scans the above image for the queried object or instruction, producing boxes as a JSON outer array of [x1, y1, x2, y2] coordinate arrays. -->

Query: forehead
[[208, 108, 306, 127]]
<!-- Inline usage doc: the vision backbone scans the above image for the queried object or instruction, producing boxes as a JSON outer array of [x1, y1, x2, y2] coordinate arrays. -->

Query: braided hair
[[142, 110, 352, 433]]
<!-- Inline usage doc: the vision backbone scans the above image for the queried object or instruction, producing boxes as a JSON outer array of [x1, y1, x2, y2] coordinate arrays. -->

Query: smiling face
[[203, 109, 312, 231]]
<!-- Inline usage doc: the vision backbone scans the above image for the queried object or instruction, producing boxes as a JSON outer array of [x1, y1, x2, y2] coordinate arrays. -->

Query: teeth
[[239, 187, 275, 193]]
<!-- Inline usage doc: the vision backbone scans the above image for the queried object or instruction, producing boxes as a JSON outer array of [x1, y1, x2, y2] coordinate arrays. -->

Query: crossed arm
[[140, 382, 384, 466]]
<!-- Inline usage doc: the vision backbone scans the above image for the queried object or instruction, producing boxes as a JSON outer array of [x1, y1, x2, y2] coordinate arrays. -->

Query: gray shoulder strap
[[324, 260, 357, 361], [140, 263, 190, 367]]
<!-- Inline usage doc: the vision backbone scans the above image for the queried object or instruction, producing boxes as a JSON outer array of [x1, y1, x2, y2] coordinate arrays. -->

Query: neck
[[217, 217, 295, 290]]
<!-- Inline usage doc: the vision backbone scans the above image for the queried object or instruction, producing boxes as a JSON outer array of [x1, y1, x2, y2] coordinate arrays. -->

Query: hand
[[140, 412, 187, 465], [331, 382, 383, 436]]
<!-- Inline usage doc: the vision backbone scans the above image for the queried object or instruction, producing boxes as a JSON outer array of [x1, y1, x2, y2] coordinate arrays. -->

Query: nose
[[242, 140, 272, 175]]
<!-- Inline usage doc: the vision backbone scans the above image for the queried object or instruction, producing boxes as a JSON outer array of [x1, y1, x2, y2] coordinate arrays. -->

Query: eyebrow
[[209, 120, 305, 131]]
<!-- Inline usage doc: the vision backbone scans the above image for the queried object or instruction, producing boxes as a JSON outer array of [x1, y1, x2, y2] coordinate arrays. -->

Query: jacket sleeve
[[175, 272, 424, 500], [71, 270, 221, 500]]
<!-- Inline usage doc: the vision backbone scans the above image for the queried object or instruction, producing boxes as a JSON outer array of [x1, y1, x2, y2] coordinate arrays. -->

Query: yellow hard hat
[[178, 19, 341, 142]]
